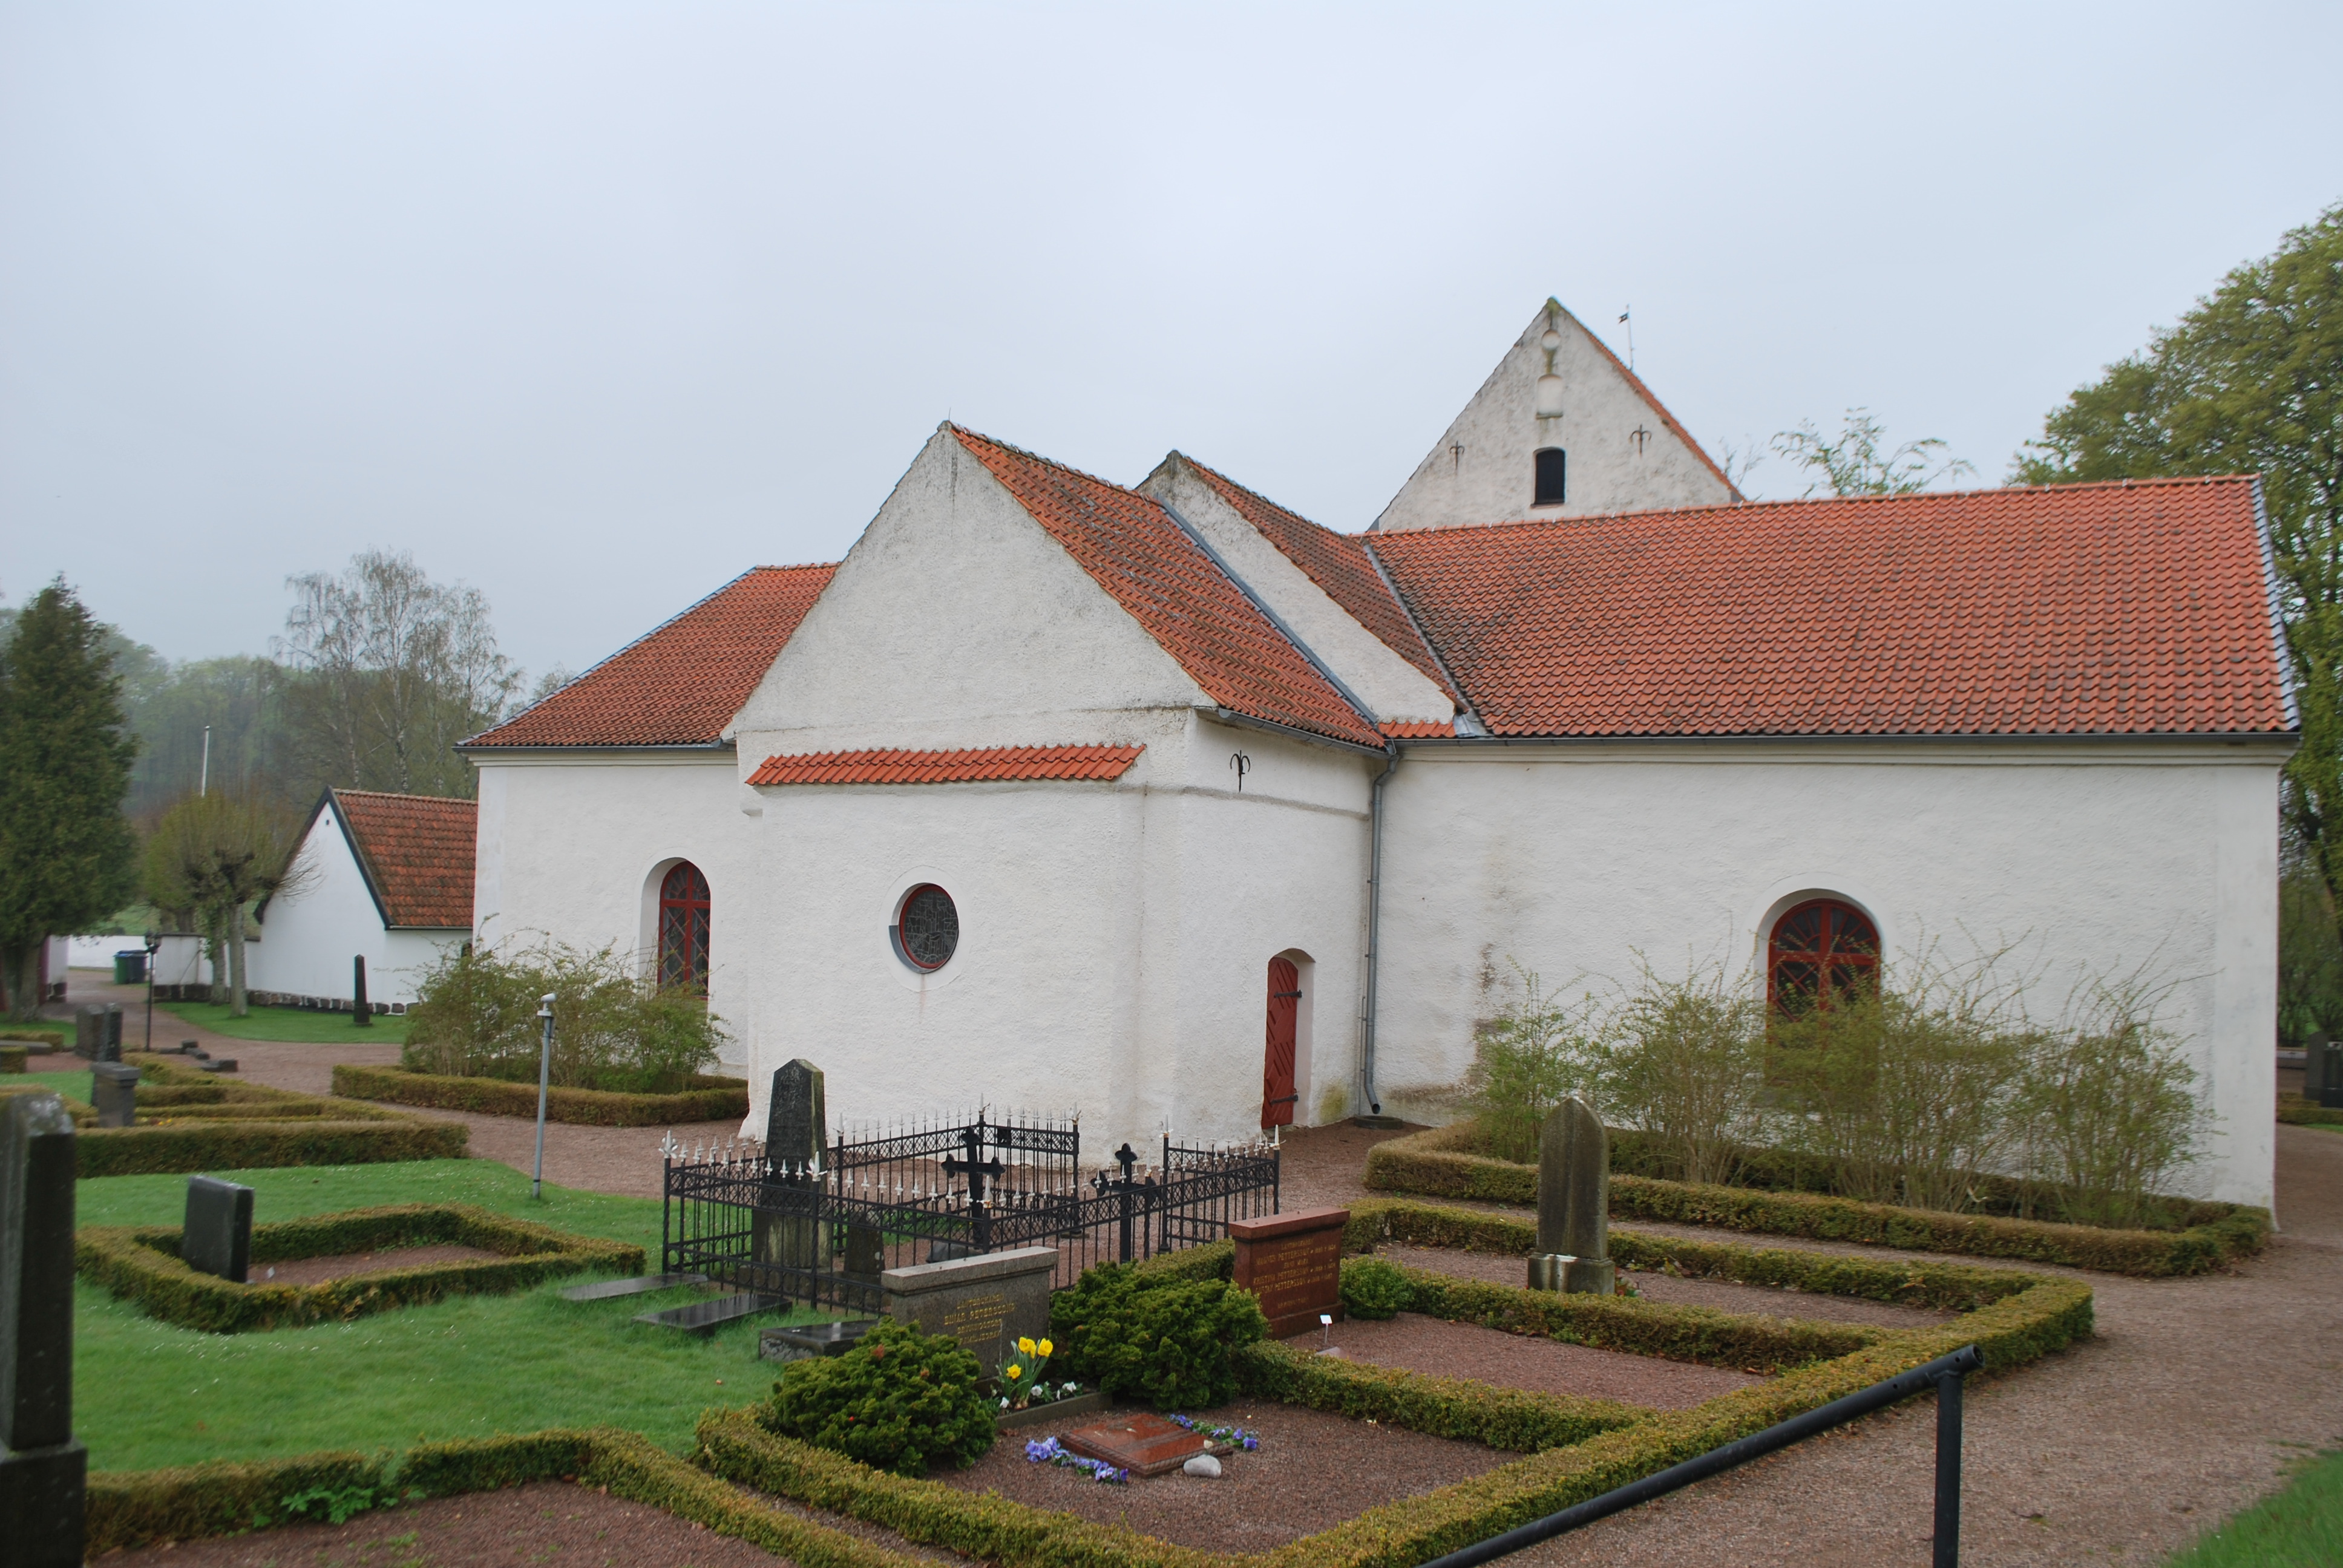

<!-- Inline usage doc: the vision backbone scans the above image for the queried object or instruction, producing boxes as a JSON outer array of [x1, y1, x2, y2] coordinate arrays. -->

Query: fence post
[[1933, 1365, 1964, 1568]]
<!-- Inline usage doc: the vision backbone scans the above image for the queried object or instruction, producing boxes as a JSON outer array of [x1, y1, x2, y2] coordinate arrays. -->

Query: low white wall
[[1372, 739, 2283, 1208]]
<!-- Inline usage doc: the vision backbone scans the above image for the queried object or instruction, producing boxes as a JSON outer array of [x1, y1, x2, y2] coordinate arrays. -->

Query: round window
[[895, 884, 960, 971]]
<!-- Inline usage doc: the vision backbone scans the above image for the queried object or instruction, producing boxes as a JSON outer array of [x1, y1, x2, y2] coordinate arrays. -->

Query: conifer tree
[[0, 580, 140, 1018]]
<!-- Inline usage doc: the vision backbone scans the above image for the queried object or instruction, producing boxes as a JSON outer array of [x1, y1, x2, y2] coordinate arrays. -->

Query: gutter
[[1360, 745, 1401, 1118]]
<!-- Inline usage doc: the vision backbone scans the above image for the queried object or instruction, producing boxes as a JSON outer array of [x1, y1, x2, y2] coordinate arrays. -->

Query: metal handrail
[[1421, 1344, 1982, 1568]]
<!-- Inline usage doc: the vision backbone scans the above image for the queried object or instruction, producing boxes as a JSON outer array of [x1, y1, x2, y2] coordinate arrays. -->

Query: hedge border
[[76, 1202, 641, 1332], [74, 1115, 468, 1176], [332, 1063, 749, 1127], [90, 1426, 926, 1565], [692, 1224, 2093, 1568], [1364, 1122, 2268, 1278], [2278, 1092, 2343, 1126]]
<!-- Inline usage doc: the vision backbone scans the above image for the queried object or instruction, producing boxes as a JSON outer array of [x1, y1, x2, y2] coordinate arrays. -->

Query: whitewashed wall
[[1375, 302, 1735, 531], [246, 811, 459, 1005], [724, 428, 1381, 1153], [470, 751, 758, 1071], [1371, 739, 2284, 1207]]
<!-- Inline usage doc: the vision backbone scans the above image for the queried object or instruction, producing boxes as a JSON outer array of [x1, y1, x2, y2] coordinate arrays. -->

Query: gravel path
[[1320, 1310, 1761, 1406]]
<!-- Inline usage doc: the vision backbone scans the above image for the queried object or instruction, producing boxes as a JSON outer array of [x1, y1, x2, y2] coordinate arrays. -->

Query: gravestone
[[351, 955, 372, 1028], [1057, 1411, 1215, 1477], [753, 1060, 827, 1288], [183, 1176, 255, 1284], [0, 1093, 85, 1567], [1528, 1095, 1614, 1295], [1230, 1206, 1349, 1338], [840, 1220, 885, 1283], [2310, 1031, 2343, 1110], [100, 1005, 122, 1062], [881, 1245, 1056, 1373], [73, 1007, 103, 1061], [90, 1063, 141, 1129], [758, 1318, 879, 1364]]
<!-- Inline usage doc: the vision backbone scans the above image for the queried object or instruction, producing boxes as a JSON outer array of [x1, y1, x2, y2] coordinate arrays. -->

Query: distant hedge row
[[332, 1062, 747, 1126]]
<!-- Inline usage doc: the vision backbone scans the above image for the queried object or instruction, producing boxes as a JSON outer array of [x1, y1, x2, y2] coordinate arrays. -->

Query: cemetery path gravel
[[1281, 1118, 2343, 1566]]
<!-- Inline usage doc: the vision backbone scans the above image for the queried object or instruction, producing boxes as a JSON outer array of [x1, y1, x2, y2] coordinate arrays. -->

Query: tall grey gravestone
[[1527, 1095, 1615, 1296], [0, 1093, 85, 1567], [755, 1060, 827, 1291], [184, 1176, 255, 1284], [91, 1062, 140, 1129]]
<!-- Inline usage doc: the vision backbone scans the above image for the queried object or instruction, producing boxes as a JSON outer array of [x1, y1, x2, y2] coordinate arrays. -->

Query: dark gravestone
[[1529, 1095, 1614, 1295], [183, 1176, 254, 1284], [352, 955, 372, 1027], [0, 1093, 85, 1567], [2310, 1031, 2343, 1110], [90, 1063, 140, 1129], [755, 1061, 826, 1288], [100, 1005, 122, 1062], [73, 1007, 103, 1061], [758, 1318, 878, 1364], [841, 1221, 885, 1283]]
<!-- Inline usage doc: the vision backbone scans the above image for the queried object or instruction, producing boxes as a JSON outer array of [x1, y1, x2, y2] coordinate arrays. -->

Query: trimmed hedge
[[2278, 1092, 2343, 1126], [75, 1115, 467, 1176], [77, 1203, 640, 1331], [1365, 1123, 2267, 1278], [332, 1062, 749, 1126], [90, 1426, 926, 1566], [1, 1026, 68, 1048], [695, 1220, 2094, 1568]]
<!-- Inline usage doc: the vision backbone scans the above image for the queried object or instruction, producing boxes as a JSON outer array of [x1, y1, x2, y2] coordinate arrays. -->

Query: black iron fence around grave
[[660, 1111, 1280, 1314]]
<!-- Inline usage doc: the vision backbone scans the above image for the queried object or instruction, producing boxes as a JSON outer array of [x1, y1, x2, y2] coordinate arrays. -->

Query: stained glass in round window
[[896, 884, 959, 971]]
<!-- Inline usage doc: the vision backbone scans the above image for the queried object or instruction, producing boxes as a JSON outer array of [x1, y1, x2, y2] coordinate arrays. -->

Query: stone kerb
[[1230, 1204, 1348, 1338], [880, 1246, 1056, 1372]]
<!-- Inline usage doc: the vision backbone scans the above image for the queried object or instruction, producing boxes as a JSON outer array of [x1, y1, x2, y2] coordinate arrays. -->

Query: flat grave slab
[[758, 1319, 879, 1362], [560, 1272, 709, 1302], [1055, 1411, 1213, 1478], [633, 1292, 782, 1336]]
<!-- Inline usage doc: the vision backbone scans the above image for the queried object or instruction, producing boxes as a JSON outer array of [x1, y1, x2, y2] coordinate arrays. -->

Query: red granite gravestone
[[1057, 1411, 1213, 1477], [1229, 1206, 1349, 1338]]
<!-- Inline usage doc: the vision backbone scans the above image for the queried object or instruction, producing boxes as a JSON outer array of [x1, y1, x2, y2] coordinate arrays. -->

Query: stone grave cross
[[1528, 1094, 1615, 1295], [1, 1092, 85, 1566]]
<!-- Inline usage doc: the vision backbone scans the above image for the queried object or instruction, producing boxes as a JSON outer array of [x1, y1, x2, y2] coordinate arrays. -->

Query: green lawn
[[75, 1158, 827, 1472], [154, 998, 412, 1045], [13, 1068, 93, 1101], [2168, 1449, 2343, 1566]]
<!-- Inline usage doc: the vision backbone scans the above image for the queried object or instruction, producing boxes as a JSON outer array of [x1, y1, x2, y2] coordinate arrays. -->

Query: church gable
[[1138, 452, 1453, 725], [729, 426, 1209, 751], [1375, 300, 1737, 532]]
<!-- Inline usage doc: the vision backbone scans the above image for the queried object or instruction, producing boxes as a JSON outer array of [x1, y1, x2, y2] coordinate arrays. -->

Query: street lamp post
[[532, 993, 555, 1200]]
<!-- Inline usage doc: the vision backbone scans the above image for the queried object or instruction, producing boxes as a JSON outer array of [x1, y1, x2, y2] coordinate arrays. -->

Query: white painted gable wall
[[245, 804, 462, 1007], [1375, 302, 1735, 531]]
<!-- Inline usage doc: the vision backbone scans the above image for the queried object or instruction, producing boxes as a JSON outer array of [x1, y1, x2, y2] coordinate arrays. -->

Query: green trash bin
[[113, 949, 147, 985]]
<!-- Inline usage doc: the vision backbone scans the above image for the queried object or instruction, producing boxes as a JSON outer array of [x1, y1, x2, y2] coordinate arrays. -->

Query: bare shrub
[[2017, 979, 2204, 1227], [1594, 961, 1766, 1186], [402, 936, 725, 1093], [1461, 963, 1599, 1163]]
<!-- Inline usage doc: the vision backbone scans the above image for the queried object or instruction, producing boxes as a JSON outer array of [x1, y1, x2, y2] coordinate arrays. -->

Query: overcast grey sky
[[4, 3, 2339, 682]]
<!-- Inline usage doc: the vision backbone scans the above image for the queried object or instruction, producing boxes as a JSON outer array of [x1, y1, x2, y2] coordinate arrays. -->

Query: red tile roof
[[465, 564, 837, 748], [1378, 720, 1457, 739], [332, 790, 476, 927], [1172, 455, 1455, 695], [747, 743, 1145, 786], [951, 428, 1386, 749], [1366, 477, 2290, 737]]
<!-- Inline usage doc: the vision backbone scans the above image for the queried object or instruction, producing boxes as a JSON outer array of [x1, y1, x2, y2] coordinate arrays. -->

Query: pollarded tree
[[2016, 203, 2343, 893], [143, 791, 312, 1016], [0, 581, 140, 1019]]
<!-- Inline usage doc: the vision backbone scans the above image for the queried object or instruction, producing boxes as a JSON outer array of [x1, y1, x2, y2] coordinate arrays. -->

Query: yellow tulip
[[1005, 1364, 1023, 1380], [1037, 1338, 1054, 1357]]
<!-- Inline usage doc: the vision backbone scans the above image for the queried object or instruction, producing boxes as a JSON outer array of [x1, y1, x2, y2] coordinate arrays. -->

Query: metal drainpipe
[[1362, 745, 1401, 1115]]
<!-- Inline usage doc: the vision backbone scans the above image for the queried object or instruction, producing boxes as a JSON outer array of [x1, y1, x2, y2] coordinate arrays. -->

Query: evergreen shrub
[[758, 1320, 997, 1477], [1049, 1263, 1268, 1409], [1337, 1255, 1411, 1319]]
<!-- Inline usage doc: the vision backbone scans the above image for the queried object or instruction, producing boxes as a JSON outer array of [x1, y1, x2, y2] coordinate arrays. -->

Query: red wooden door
[[1262, 958, 1300, 1129]]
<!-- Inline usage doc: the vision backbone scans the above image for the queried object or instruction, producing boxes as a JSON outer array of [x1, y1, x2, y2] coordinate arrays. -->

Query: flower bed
[[1365, 1120, 2267, 1277], [332, 1062, 748, 1127], [77, 1203, 641, 1332]]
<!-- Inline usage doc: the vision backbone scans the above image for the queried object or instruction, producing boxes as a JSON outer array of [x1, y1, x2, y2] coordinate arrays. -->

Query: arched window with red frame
[[658, 861, 712, 992], [1768, 898, 1879, 1016]]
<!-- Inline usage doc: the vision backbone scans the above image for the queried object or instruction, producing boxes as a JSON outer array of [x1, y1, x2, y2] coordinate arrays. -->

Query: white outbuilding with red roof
[[463, 302, 2292, 1209]]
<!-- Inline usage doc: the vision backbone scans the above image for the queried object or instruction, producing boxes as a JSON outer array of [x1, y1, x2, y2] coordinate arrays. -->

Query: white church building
[[463, 302, 2292, 1207]]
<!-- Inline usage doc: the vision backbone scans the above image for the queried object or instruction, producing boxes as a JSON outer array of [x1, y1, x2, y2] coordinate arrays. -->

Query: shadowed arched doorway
[[1262, 956, 1302, 1129]]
